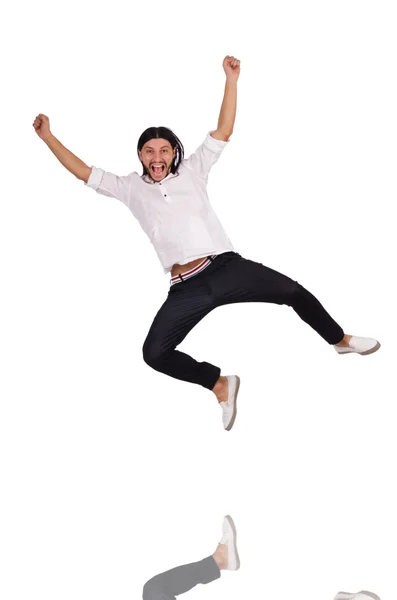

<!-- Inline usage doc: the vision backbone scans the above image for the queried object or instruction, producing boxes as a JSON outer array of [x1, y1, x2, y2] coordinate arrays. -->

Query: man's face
[[139, 138, 176, 182]]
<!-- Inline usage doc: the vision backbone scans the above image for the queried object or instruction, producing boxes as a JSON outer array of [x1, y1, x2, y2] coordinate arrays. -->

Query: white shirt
[[85, 132, 234, 274]]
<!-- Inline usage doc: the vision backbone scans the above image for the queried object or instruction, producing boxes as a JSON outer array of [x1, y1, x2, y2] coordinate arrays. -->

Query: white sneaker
[[334, 591, 381, 600], [220, 375, 240, 431], [334, 336, 381, 356], [219, 515, 240, 571]]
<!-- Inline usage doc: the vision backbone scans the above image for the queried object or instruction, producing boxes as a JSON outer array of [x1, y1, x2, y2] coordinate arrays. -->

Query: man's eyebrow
[[145, 145, 170, 150]]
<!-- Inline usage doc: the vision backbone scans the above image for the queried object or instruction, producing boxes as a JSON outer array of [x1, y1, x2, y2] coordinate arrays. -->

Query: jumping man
[[33, 55, 380, 432]]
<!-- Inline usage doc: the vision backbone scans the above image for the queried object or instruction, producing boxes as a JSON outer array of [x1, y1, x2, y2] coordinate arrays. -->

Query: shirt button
[[164, 194, 167, 197]]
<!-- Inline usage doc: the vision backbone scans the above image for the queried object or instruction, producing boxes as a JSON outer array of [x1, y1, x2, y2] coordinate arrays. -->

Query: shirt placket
[[157, 181, 172, 204]]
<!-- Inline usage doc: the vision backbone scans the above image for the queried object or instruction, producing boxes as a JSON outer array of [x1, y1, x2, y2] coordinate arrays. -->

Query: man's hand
[[33, 114, 51, 142], [212, 56, 240, 141], [222, 55, 240, 81], [32, 114, 91, 182]]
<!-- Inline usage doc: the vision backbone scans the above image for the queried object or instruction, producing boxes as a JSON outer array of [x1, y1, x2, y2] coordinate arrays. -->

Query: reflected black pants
[[142, 556, 220, 600]]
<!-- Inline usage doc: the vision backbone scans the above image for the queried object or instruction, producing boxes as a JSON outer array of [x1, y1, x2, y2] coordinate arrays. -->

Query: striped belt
[[170, 255, 217, 286]]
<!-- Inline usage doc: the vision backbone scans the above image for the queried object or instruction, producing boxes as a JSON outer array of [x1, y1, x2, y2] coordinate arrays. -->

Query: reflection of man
[[141, 514, 381, 600], [140, 513, 381, 600], [33, 55, 380, 432], [142, 515, 239, 600]]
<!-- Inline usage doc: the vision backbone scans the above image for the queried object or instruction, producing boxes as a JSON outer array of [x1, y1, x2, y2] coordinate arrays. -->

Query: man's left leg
[[209, 254, 380, 400], [212, 254, 345, 344]]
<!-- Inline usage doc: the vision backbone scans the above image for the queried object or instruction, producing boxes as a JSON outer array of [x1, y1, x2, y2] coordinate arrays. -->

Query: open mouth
[[151, 164, 166, 176]]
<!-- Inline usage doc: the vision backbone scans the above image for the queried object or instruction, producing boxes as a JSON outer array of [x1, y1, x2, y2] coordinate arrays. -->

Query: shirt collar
[[142, 170, 180, 184]]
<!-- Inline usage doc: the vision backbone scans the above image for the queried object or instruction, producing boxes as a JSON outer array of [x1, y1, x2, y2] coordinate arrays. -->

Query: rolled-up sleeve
[[85, 166, 132, 206], [184, 132, 230, 180]]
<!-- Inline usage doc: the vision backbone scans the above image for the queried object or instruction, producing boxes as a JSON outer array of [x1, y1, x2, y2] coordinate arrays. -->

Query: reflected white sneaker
[[334, 591, 381, 600], [334, 336, 381, 356], [220, 375, 240, 431], [219, 515, 240, 571]]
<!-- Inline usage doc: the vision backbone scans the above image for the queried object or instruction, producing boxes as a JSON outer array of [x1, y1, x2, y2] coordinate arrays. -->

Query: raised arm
[[32, 114, 91, 183], [211, 56, 240, 142]]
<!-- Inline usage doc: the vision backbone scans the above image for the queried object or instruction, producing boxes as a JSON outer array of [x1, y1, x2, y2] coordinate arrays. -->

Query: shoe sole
[[335, 593, 380, 600], [360, 341, 381, 355], [224, 514, 240, 570], [337, 341, 381, 356], [225, 376, 240, 432]]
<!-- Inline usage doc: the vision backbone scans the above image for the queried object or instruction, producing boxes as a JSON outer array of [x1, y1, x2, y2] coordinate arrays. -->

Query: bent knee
[[142, 339, 167, 368], [142, 341, 159, 367]]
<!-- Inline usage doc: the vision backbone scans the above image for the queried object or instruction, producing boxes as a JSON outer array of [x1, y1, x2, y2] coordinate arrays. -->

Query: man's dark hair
[[137, 127, 184, 176]]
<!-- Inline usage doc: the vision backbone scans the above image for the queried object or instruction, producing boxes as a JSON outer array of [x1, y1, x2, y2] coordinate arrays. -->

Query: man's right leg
[[142, 280, 220, 391]]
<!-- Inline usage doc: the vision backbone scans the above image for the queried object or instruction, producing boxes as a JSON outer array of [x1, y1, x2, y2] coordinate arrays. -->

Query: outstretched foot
[[334, 335, 381, 356], [212, 515, 240, 571], [212, 375, 240, 431]]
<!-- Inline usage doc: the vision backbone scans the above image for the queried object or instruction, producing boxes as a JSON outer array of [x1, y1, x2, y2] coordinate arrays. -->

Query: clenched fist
[[223, 56, 240, 81], [33, 114, 51, 141]]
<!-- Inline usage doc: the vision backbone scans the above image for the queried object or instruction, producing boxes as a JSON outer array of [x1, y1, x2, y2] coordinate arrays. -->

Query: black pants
[[143, 252, 344, 390], [142, 556, 220, 600]]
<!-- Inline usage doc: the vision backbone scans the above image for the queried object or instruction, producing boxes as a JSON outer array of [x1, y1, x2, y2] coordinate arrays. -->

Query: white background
[[1, 1, 396, 599]]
